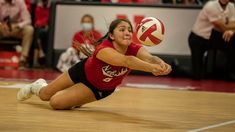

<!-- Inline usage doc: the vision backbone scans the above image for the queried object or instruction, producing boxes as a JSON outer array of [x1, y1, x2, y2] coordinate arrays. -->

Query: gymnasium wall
[[51, 3, 201, 55], [47, 2, 202, 68]]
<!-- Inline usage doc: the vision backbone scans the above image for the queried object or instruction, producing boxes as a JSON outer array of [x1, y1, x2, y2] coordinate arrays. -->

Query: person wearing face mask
[[188, 0, 235, 80], [17, 19, 171, 110], [57, 14, 102, 72], [72, 14, 102, 59]]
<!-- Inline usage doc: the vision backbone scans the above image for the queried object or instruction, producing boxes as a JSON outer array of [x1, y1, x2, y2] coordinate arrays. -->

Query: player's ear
[[109, 33, 114, 40]]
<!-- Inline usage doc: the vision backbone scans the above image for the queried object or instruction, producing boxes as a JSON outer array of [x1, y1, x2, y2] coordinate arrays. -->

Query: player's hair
[[94, 19, 133, 46]]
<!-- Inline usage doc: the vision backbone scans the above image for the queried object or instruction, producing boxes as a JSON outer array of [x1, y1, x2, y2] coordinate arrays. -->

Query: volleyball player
[[17, 19, 171, 110]]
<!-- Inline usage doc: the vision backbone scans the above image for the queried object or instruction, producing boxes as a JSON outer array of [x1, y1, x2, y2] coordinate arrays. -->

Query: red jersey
[[85, 40, 142, 90], [72, 30, 102, 49]]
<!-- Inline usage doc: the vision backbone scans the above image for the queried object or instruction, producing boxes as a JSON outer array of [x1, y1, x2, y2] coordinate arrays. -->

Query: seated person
[[0, 0, 34, 68], [57, 14, 102, 72], [72, 14, 102, 59]]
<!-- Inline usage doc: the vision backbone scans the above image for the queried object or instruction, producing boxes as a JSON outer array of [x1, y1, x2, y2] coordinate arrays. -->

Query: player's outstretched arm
[[136, 47, 172, 75], [96, 48, 164, 75]]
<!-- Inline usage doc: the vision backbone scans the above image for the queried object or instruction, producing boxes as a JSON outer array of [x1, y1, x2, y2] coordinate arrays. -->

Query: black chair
[[0, 37, 22, 51]]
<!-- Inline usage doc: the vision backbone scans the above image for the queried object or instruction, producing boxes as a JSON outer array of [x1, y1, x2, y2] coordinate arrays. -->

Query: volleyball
[[136, 17, 165, 46]]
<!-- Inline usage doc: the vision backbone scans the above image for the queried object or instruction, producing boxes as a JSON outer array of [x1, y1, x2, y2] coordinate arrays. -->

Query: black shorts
[[68, 59, 115, 100]]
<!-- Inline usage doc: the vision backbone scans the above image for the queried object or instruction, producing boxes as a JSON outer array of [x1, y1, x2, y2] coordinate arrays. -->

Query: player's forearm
[[125, 56, 154, 73], [148, 56, 165, 65]]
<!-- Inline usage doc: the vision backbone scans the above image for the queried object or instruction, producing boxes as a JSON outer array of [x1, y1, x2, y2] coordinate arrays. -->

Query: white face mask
[[82, 23, 93, 31]]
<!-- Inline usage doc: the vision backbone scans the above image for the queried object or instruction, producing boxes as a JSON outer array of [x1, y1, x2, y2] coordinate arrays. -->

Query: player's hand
[[223, 30, 234, 42], [73, 40, 95, 57], [161, 63, 172, 75], [151, 64, 164, 76], [151, 62, 172, 76], [156, 60, 172, 75]]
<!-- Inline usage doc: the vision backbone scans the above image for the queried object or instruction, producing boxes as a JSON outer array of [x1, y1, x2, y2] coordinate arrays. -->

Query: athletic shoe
[[17, 79, 47, 101]]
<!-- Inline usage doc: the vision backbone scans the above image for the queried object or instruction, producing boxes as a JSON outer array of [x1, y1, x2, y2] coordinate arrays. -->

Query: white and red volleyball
[[136, 17, 165, 46]]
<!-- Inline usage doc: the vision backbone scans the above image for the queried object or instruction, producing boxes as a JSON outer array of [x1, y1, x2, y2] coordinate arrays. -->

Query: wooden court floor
[[0, 86, 235, 132]]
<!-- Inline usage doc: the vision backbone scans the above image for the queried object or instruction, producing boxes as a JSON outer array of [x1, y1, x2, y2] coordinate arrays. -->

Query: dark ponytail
[[94, 32, 109, 46], [94, 19, 133, 46]]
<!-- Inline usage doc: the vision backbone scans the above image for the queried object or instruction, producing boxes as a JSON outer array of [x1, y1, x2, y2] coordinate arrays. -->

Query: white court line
[[188, 119, 235, 132], [0, 83, 27, 89], [125, 83, 195, 90]]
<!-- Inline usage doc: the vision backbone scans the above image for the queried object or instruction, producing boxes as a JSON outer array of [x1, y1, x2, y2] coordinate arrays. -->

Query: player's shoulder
[[93, 40, 113, 55], [96, 40, 113, 49], [101, 40, 113, 46]]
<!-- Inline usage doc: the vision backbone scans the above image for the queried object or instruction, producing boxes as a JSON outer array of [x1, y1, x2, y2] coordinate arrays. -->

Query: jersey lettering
[[102, 65, 128, 82]]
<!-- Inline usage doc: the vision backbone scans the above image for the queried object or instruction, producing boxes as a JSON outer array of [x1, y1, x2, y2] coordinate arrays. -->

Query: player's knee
[[38, 89, 51, 101], [39, 94, 50, 101], [49, 97, 67, 110]]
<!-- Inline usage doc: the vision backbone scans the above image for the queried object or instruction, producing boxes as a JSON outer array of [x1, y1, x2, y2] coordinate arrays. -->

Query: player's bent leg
[[49, 83, 97, 110], [39, 71, 75, 101]]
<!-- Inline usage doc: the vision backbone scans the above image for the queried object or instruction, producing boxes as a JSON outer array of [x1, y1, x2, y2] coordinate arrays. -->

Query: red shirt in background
[[24, 0, 31, 12], [72, 30, 102, 49], [34, 3, 50, 27], [85, 40, 142, 90]]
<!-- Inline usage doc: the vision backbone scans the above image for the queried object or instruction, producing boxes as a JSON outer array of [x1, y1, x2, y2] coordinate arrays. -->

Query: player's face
[[111, 21, 133, 46]]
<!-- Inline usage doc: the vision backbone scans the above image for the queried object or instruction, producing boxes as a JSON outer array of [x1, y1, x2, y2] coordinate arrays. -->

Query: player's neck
[[113, 42, 128, 54]]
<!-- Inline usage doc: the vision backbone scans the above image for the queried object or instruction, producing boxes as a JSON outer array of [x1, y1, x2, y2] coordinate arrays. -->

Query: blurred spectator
[[33, 0, 50, 67], [0, 0, 34, 68], [72, 14, 102, 59], [57, 14, 102, 72], [188, 0, 235, 80]]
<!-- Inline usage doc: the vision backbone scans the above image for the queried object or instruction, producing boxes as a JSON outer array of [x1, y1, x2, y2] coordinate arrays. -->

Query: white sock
[[31, 80, 48, 96]]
